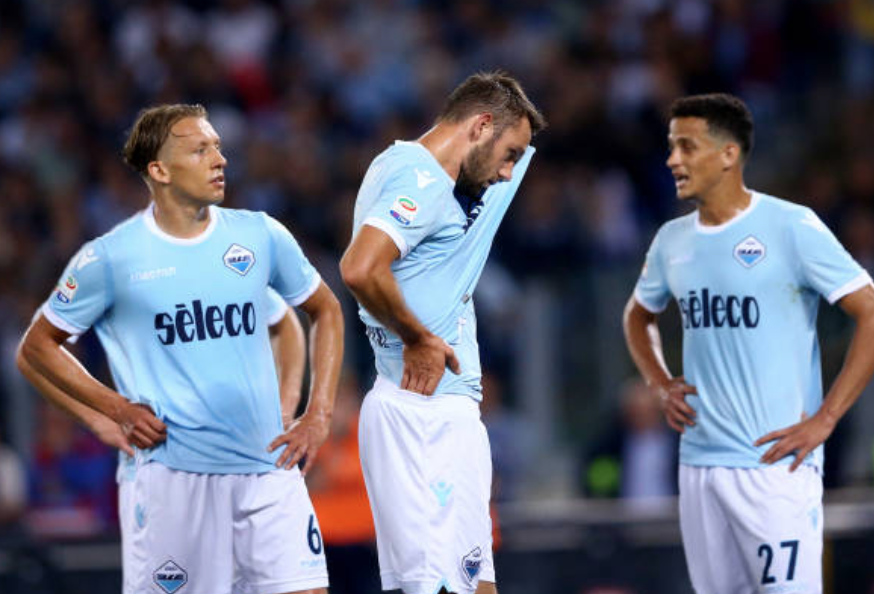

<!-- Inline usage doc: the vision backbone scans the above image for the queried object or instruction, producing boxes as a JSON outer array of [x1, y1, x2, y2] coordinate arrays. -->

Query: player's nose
[[497, 162, 513, 182], [666, 147, 681, 168], [214, 148, 228, 168]]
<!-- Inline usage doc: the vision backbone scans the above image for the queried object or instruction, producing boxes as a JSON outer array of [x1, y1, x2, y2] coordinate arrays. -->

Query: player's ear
[[147, 160, 170, 185], [469, 112, 493, 143], [721, 142, 741, 170]]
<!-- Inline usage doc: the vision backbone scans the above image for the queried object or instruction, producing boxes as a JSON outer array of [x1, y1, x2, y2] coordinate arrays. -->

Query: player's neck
[[417, 124, 465, 181], [151, 195, 212, 238], [697, 185, 752, 227]]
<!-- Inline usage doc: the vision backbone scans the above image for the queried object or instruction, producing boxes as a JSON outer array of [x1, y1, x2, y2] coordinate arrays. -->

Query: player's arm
[[623, 296, 697, 433], [756, 284, 874, 470], [268, 282, 343, 476], [340, 225, 459, 395], [17, 315, 166, 449], [16, 341, 134, 456], [269, 308, 306, 428]]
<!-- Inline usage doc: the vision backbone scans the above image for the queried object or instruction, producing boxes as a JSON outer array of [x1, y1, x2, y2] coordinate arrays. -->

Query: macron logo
[[415, 168, 436, 189], [76, 248, 100, 270]]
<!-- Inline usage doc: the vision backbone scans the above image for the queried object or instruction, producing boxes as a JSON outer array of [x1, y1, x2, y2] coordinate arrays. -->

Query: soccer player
[[623, 93, 874, 593], [18, 289, 304, 456], [340, 72, 545, 594], [17, 104, 344, 594]]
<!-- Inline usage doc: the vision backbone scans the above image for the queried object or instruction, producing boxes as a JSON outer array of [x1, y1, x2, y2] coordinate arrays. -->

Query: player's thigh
[[358, 384, 430, 585], [717, 465, 823, 594], [679, 465, 750, 594], [232, 468, 328, 594], [123, 462, 234, 594], [359, 382, 495, 593]]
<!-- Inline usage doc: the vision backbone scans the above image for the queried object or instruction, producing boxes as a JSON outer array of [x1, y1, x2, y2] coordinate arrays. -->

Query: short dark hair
[[123, 104, 208, 176], [669, 93, 754, 158], [438, 71, 546, 137]]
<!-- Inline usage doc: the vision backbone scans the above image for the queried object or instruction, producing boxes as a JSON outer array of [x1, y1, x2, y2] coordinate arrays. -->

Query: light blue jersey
[[352, 141, 535, 400], [635, 192, 872, 470], [43, 204, 320, 474]]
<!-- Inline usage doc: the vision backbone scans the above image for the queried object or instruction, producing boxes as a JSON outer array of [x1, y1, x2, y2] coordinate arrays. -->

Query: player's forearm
[[623, 297, 672, 388], [303, 293, 344, 419], [18, 327, 129, 423], [346, 270, 430, 345], [819, 312, 874, 425], [270, 313, 306, 419], [17, 346, 115, 433]]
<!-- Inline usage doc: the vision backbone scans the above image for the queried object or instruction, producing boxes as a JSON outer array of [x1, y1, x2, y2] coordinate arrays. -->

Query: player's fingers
[[754, 431, 782, 447], [284, 446, 305, 470], [672, 398, 696, 417], [300, 448, 318, 475], [681, 384, 698, 395], [148, 416, 167, 433], [119, 441, 135, 457], [401, 367, 412, 391], [411, 373, 428, 395], [424, 375, 440, 396], [446, 349, 461, 375], [130, 430, 153, 449], [267, 432, 294, 452], [134, 424, 162, 444], [276, 443, 298, 468]]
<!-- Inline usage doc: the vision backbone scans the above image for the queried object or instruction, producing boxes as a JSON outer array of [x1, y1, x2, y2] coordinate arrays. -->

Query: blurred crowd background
[[2, 0, 874, 592]]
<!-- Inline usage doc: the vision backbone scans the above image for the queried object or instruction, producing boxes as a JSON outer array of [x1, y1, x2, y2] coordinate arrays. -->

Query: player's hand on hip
[[92, 415, 135, 457], [754, 412, 835, 472], [117, 403, 167, 450], [401, 333, 461, 395], [268, 411, 330, 476], [653, 376, 697, 433]]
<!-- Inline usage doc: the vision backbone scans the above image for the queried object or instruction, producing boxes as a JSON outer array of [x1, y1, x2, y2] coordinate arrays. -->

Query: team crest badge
[[389, 196, 418, 226], [223, 244, 255, 276], [461, 547, 483, 584], [153, 560, 188, 594], [733, 235, 766, 268]]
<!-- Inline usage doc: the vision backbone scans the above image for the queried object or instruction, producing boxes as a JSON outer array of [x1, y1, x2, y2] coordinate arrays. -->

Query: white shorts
[[118, 461, 328, 594], [359, 376, 495, 594], [679, 464, 823, 594]]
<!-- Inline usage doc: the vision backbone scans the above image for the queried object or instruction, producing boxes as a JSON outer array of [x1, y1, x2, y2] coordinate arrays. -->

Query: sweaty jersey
[[635, 192, 872, 470], [43, 204, 320, 474], [352, 140, 535, 400]]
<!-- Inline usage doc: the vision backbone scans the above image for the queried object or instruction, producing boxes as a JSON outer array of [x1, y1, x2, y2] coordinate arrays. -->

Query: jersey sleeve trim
[[362, 216, 410, 258], [826, 271, 874, 304], [41, 302, 88, 335], [286, 273, 322, 307], [266, 304, 288, 326], [633, 289, 668, 314]]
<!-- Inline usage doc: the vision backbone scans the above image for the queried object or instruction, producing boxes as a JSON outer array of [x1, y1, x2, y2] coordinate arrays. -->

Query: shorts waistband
[[372, 375, 480, 414]]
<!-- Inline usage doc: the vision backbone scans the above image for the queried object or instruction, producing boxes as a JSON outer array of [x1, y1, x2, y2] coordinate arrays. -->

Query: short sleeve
[[265, 287, 289, 326], [360, 172, 445, 258], [42, 239, 112, 335], [263, 214, 321, 307], [634, 229, 672, 313], [791, 208, 872, 304]]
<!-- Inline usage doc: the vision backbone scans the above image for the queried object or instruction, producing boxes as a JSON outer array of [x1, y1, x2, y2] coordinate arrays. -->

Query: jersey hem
[[42, 302, 88, 335], [363, 216, 410, 258], [678, 456, 819, 471], [149, 455, 279, 475], [826, 271, 873, 304]]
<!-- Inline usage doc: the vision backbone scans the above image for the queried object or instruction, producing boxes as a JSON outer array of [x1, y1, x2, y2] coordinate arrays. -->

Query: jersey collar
[[143, 202, 219, 245], [695, 190, 761, 235]]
